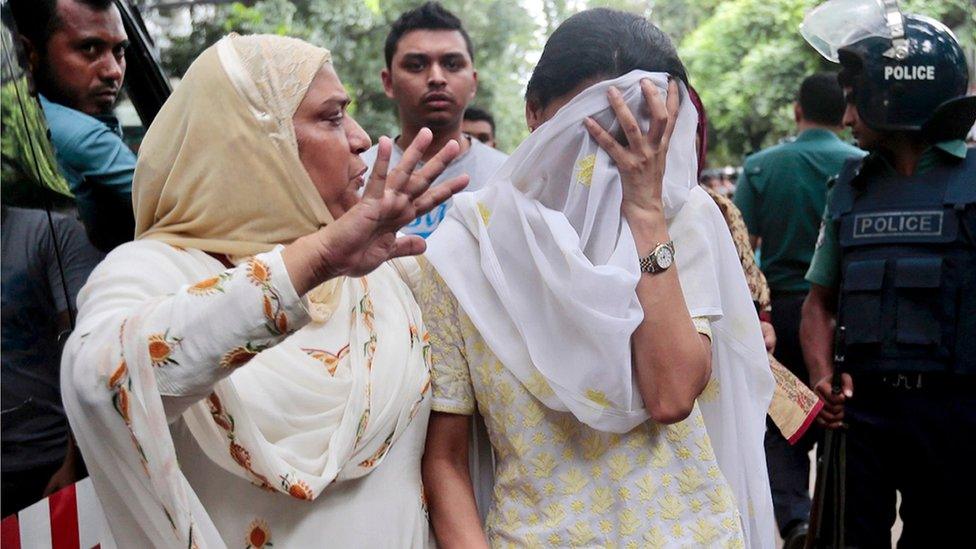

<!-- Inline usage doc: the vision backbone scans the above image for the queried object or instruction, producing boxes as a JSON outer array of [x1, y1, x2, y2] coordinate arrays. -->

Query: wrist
[[624, 206, 669, 246]]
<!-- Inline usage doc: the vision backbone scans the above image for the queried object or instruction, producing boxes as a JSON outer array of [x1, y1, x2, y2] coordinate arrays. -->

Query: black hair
[[10, 0, 115, 51], [463, 106, 495, 132], [526, 8, 688, 109], [384, 2, 474, 68], [798, 72, 845, 126]]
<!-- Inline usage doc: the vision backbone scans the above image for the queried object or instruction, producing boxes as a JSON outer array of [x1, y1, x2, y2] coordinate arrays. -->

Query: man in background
[[733, 72, 864, 546], [462, 106, 496, 148], [10, 0, 135, 250], [362, 1, 506, 238], [1, 206, 103, 515]]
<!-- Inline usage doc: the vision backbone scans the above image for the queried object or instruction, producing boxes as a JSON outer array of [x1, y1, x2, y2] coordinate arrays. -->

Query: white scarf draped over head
[[62, 34, 430, 547], [426, 70, 776, 547]]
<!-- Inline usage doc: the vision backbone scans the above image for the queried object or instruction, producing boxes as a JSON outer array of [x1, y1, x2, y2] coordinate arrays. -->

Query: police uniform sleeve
[[805, 184, 842, 289]]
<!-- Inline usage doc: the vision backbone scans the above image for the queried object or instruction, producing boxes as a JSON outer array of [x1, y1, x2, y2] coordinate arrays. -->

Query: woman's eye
[[323, 112, 344, 126]]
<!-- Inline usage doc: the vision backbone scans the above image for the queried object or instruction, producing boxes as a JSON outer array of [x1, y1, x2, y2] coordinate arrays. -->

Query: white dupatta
[[426, 70, 776, 547]]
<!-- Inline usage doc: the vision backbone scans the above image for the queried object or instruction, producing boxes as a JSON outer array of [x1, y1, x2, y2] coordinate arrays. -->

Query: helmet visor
[[800, 0, 891, 61]]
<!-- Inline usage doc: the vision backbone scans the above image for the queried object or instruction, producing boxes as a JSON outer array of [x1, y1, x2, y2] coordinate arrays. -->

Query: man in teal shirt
[[12, 0, 135, 250], [733, 72, 863, 545]]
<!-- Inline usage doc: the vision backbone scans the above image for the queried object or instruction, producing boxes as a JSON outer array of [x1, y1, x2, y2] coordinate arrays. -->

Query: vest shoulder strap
[[828, 156, 866, 220]]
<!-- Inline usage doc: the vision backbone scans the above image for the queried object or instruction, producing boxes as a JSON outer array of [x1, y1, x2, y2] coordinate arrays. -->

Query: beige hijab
[[134, 33, 333, 256]]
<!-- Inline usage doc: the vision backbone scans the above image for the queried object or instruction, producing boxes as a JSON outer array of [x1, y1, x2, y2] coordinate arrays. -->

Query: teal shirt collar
[[794, 127, 842, 143]]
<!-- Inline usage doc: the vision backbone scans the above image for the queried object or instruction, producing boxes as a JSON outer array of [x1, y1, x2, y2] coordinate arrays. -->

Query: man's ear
[[18, 35, 40, 73], [469, 69, 478, 102], [525, 99, 543, 132], [381, 67, 394, 99], [794, 102, 803, 125]]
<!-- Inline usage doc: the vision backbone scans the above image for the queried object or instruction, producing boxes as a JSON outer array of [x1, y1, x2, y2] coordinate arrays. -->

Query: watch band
[[638, 240, 675, 274]]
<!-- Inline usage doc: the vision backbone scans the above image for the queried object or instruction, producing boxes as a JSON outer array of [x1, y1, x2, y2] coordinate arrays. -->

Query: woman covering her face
[[420, 9, 776, 548], [61, 34, 467, 547]]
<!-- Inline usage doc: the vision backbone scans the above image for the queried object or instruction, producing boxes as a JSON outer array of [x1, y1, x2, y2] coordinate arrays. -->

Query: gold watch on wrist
[[639, 241, 675, 274]]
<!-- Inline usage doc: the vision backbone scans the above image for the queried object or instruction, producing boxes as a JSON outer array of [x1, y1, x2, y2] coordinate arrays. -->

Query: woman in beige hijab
[[60, 34, 467, 548]]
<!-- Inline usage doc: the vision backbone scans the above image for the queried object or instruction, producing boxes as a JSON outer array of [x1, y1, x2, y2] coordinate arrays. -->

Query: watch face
[[655, 246, 674, 269]]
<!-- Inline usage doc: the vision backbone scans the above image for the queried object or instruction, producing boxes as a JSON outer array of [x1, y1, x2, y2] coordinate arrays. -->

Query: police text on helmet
[[883, 65, 935, 81]]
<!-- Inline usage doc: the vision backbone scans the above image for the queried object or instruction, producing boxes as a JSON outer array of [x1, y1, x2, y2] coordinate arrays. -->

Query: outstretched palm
[[316, 129, 469, 278]]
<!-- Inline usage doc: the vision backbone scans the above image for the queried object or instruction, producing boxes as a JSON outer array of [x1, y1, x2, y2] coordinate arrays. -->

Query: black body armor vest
[[830, 149, 976, 375]]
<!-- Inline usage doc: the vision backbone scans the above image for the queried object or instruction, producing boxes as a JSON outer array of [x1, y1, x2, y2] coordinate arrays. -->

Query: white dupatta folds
[[426, 71, 776, 547]]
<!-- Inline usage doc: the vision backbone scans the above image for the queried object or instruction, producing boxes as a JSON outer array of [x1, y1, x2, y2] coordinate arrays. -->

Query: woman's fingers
[[661, 78, 681, 147], [412, 174, 470, 217], [387, 235, 427, 260], [403, 139, 461, 197], [584, 117, 626, 161], [389, 128, 433, 191], [641, 79, 669, 147], [363, 136, 392, 199], [607, 86, 644, 151]]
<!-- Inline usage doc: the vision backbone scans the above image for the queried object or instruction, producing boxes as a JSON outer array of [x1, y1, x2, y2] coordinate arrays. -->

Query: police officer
[[799, 0, 976, 546]]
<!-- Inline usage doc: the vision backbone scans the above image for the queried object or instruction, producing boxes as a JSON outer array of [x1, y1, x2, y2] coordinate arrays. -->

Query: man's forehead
[[394, 29, 470, 59], [56, 0, 127, 41]]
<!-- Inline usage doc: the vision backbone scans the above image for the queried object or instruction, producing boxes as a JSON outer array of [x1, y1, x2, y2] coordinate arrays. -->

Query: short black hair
[[463, 106, 494, 132], [798, 72, 845, 126], [526, 8, 688, 109], [384, 2, 473, 68], [10, 0, 115, 51]]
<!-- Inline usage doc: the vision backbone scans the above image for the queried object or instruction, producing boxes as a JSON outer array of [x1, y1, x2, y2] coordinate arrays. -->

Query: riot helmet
[[801, 0, 975, 140]]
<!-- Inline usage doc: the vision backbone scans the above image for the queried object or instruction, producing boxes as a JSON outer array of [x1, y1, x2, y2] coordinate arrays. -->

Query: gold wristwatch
[[639, 241, 675, 274]]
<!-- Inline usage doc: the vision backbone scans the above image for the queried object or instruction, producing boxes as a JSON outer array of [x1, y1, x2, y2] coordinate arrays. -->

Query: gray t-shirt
[[1, 207, 103, 471], [361, 137, 508, 238]]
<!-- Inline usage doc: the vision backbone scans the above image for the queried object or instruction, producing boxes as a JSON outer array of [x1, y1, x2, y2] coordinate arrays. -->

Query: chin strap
[[881, 0, 910, 60]]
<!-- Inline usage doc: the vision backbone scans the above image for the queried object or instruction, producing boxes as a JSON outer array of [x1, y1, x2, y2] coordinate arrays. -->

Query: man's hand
[[42, 461, 78, 497], [812, 372, 853, 430], [760, 320, 776, 354]]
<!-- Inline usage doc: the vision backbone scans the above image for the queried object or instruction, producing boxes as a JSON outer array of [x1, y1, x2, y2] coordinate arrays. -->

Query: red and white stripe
[[1, 478, 115, 549]]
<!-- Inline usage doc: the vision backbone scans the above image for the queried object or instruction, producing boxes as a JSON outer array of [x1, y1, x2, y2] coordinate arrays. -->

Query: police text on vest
[[852, 210, 944, 239]]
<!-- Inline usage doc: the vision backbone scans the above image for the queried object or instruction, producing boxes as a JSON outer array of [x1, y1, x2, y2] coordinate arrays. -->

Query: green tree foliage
[[152, 0, 973, 163], [158, 0, 536, 152]]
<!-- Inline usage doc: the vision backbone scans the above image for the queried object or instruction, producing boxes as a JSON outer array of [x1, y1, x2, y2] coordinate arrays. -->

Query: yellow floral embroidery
[[700, 377, 721, 402], [585, 389, 611, 408], [576, 154, 596, 187], [477, 201, 492, 226]]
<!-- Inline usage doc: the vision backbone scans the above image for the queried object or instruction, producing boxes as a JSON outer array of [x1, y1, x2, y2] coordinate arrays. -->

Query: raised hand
[[285, 128, 469, 294], [583, 78, 680, 220]]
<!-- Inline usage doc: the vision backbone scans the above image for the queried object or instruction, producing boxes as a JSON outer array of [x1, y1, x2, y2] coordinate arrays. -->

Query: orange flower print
[[275, 312, 288, 334], [359, 431, 395, 469], [302, 345, 349, 376], [280, 475, 313, 501], [108, 360, 128, 389], [219, 343, 266, 369], [247, 258, 271, 286], [207, 393, 223, 415], [114, 386, 131, 425], [147, 331, 182, 367], [262, 296, 274, 320], [187, 273, 230, 296], [245, 518, 273, 548], [230, 442, 251, 469]]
